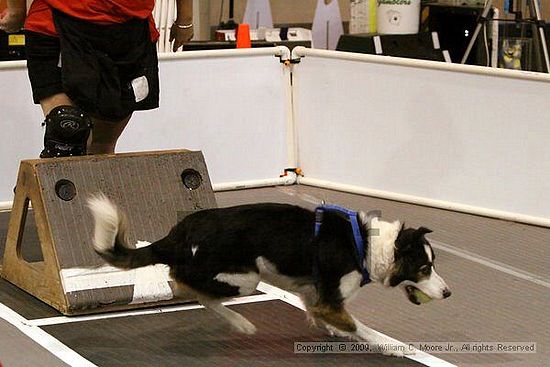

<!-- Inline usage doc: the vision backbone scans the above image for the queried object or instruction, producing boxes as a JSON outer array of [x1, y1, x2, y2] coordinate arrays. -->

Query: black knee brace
[[40, 106, 93, 158]]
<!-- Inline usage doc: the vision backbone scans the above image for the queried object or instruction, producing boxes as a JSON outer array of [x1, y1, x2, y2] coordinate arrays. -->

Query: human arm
[[0, 0, 26, 33], [169, 0, 193, 52]]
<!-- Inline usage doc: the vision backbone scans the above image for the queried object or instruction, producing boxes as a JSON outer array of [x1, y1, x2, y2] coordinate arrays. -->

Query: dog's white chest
[[339, 271, 363, 301]]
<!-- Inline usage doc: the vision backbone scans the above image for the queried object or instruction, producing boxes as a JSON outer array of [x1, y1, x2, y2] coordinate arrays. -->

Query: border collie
[[88, 195, 451, 357]]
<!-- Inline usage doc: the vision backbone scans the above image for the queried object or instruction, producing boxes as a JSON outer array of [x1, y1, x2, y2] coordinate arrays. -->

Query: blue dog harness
[[313, 204, 371, 287]]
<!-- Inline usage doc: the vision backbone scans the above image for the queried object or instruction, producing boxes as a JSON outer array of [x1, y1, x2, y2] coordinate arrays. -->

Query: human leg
[[87, 115, 132, 155], [39, 93, 74, 115], [26, 32, 93, 157]]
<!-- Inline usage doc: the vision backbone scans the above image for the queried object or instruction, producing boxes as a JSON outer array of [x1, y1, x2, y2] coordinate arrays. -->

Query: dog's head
[[390, 226, 451, 304], [363, 216, 451, 305]]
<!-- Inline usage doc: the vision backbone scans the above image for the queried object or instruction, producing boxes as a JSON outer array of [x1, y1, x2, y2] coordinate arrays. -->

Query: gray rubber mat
[[42, 300, 425, 367], [1, 186, 548, 366]]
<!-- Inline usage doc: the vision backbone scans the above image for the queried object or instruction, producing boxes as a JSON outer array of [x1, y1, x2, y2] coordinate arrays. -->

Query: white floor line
[[256, 282, 457, 367], [0, 302, 98, 367], [430, 240, 550, 289], [28, 294, 278, 327]]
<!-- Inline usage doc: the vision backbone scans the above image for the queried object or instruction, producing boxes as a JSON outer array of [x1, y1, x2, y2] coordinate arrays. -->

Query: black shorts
[[26, 11, 159, 121], [25, 31, 64, 104]]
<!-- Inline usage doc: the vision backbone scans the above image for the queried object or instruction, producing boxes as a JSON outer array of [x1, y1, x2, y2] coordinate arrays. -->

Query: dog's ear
[[395, 226, 415, 251], [417, 227, 433, 236], [396, 222, 406, 240], [358, 211, 368, 224], [388, 274, 404, 287]]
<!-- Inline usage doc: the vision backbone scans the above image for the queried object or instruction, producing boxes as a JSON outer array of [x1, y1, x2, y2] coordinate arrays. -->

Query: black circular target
[[181, 169, 203, 190], [55, 179, 77, 201]]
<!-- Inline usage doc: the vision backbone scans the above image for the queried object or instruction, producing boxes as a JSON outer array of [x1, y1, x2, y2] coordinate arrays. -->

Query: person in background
[[0, 0, 193, 157]]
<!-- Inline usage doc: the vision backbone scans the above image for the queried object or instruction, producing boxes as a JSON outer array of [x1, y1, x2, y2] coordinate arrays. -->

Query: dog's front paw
[[324, 324, 352, 339], [381, 343, 416, 357], [380, 346, 406, 357], [369, 337, 415, 357]]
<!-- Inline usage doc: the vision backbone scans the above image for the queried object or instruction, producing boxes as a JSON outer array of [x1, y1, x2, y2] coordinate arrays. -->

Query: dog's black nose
[[443, 289, 452, 299]]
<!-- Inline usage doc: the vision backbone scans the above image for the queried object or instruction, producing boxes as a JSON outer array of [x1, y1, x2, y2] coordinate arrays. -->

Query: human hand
[[0, 6, 26, 33], [169, 21, 194, 52]]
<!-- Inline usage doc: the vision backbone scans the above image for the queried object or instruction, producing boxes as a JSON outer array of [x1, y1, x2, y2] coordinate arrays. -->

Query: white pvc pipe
[[194, 0, 211, 41], [0, 201, 13, 212], [158, 46, 290, 61], [213, 173, 297, 192], [532, 0, 550, 72], [0, 59, 26, 70], [283, 64, 298, 169], [159, 0, 168, 53], [0, 48, 291, 70], [153, 0, 161, 26], [165, 0, 175, 53], [491, 8, 499, 68], [153, 0, 163, 52], [291, 46, 550, 82], [297, 176, 550, 228]]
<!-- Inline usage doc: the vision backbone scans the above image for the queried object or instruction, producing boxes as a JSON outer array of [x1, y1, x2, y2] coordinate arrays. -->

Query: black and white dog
[[88, 195, 451, 357]]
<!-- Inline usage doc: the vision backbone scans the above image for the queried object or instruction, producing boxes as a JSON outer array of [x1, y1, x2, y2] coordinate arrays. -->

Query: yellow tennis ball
[[413, 289, 432, 304]]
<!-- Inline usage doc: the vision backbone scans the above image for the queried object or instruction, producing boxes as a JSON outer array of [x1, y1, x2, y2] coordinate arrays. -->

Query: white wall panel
[[292, 48, 550, 221], [0, 62, 43, 204], [3, 45, 550, 225]]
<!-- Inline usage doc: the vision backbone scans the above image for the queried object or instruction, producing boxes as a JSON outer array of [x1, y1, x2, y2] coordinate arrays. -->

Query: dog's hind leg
[[198, 295, 257, 335], [322, 314, 415, 357], [213, 271, 260, 297], [308, 303, 357, 333], [190, 271, 260, 335]]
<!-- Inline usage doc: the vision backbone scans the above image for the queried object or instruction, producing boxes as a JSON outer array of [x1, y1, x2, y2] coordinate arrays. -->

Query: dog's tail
[[87, 194, 168, 269]]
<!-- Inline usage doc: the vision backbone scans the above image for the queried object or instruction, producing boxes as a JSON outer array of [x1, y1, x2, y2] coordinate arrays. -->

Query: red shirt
[[25, 0, 159, 41]]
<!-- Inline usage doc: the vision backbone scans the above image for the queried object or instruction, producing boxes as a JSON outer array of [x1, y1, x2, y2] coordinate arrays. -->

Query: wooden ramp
[[1, 150, 216, 315]]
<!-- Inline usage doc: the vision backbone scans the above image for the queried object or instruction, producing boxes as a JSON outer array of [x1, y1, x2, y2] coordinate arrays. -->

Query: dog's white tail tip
[[87, 193, 120, 253]]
